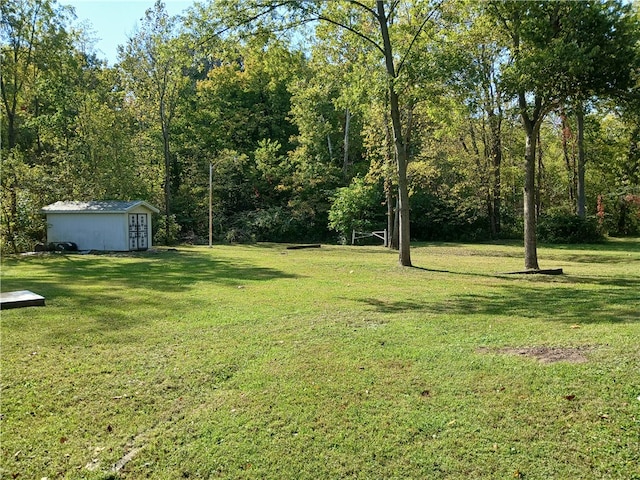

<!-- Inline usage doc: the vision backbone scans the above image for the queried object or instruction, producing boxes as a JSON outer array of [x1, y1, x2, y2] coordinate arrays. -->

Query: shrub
[[409, 191, 492, 242], [328, 177, 385, 243], [537, 210, 604, 243], [607, 194, 640, 237], [153, 214, 181, 246], [233, 207, 296, 243]]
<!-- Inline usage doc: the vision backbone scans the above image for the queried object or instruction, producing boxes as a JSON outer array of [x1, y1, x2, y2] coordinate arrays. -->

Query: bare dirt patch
[[478, 345, 594, 364]]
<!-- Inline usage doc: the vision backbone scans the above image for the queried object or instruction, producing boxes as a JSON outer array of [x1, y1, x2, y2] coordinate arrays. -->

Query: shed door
[[128, 214, 149, 250]]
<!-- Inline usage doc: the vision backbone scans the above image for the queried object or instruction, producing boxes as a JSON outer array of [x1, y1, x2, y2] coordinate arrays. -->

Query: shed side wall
[[47, 213, 128, 251]]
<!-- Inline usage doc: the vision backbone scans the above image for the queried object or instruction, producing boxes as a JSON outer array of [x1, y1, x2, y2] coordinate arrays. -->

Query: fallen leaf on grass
[[85, 459, 100, 472], [564, 395, 576, 401]]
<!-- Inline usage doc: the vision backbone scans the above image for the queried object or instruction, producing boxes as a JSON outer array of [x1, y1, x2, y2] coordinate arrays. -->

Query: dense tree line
[[2, 0, 639, 267]]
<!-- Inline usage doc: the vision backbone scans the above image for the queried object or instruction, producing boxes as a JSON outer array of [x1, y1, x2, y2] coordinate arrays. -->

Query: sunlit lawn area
[[1, 240, 639, 479]]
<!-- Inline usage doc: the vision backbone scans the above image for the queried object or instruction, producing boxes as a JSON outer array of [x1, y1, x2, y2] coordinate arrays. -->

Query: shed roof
[[41, 200, 160, 214]]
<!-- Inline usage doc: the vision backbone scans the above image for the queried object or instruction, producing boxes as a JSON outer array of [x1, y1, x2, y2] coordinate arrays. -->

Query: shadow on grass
[[413, 238, 640, 264], [1, 250, 300, 335], [541, 237, 640, 254], [412, 266, 495, 277], [359, 277, 639, 325], [2, 249, 298, 293], [553, 254, 640, 264], [537, 238, 640, 264], [411, 264, 640, 289]]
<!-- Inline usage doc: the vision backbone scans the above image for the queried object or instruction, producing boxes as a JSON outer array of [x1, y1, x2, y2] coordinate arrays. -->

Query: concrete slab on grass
[[0, 290, 46, 310]]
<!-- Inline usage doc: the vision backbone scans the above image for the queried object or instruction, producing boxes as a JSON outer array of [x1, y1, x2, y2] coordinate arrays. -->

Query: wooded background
[[2, 0, 639, 263]]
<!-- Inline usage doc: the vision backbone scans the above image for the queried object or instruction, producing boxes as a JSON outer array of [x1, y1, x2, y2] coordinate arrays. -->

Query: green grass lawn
[[1, 240, 639, 479]]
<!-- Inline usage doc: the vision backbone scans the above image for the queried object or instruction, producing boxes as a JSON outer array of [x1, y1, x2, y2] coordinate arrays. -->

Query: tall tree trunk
[[386, 188, 393, 248], [392, 93, 411, 266], [377, 0, 411, 266], [561, 111, 577, 209], [518, 89, 544, 271], [383, 115, 396, 250], [576, 104, 586, 217], [523, 121, 540, 270], [536, 129, 544, 219]]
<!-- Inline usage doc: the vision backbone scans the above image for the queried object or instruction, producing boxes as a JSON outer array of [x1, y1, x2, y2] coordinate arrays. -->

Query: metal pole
[[209, 163, 212, 248]]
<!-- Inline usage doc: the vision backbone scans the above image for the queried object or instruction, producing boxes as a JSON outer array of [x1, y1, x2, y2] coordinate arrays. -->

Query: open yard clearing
[[1, 240, 639, 479]]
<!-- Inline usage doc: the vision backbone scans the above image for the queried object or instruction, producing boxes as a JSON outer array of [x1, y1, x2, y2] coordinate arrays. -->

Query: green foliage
[[153, 214, 181, 246], [328, 177, 384, 243], [211, 150, 256, 216], [225, 207, 308, 243], [2, 0, 640, 253], [607, 194, 640, 237], [288, 67, 348, 168], [587, 110, 640, 236], [495, 0, 639, 102], [410, 191, 491, 242], [0, 149, 53, 253], [254, 139, 290, 197], [1, 0, 76, 250], [193, 38, 302, 156], [537, 209, 604, 244], [280, 150, 343, 240]]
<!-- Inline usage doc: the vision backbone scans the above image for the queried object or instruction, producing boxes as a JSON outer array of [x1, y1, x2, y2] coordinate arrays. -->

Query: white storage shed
[[41, 200, 160, 251]]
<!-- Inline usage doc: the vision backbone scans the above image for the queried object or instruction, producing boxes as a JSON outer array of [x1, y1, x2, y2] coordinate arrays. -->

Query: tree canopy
[[2, 0, 639, 265]]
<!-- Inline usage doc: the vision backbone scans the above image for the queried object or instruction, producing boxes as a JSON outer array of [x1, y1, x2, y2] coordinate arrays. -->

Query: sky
[[65, 0, 194, 65]]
